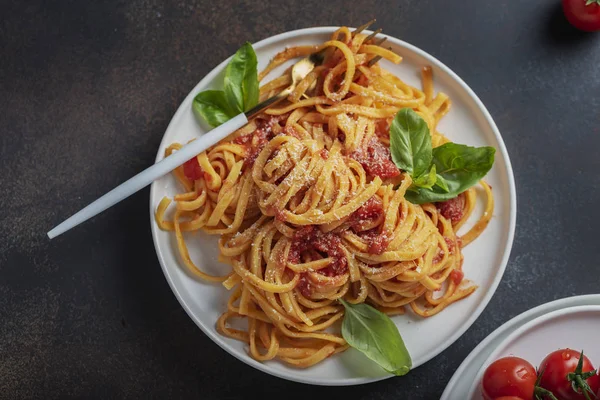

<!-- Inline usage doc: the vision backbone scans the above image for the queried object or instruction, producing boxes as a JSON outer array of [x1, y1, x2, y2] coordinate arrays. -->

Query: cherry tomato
[[538, 349, 599, 400], [562, 0, 600, 32], [482, 357, 537, 400], [493, 397, 526, 400]]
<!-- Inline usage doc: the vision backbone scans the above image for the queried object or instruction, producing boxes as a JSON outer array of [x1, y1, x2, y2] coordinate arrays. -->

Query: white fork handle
[[47, 113, 249, 239]]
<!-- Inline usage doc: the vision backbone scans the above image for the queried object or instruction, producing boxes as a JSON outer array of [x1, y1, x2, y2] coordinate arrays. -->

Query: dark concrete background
[[1, 0, 599, 398]]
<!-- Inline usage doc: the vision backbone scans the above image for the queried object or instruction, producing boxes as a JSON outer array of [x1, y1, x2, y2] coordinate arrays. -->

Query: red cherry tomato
[[493, 397, 526, 400], [562, 0, 600, 32], [482, 357, 537, 400], [538, 349, 599, 400]]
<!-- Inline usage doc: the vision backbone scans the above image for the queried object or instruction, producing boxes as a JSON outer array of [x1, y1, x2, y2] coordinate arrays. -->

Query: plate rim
[[149, 26, 517, 386], [441, 295, 600, 399], [466, 303, 600, 398]]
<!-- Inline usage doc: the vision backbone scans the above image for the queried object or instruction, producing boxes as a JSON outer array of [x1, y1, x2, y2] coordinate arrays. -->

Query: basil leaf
[[224, 42, 259, 113], [434, 174, 450, 192], [192, 90, 236, 128], [405, 143, 495, 204], [389, 108, 432, 178], [340, 299, 412, 376], [412, 165, 437, 189]]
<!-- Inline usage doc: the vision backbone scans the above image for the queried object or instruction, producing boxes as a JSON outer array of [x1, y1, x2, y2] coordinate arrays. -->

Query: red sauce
[[354, 73, 369, 87], [242, 121, 274, 170], [331, 75, 344, 92], [183, 157, 203, 181], [289, 226, 348, 280], [349, 138, 400, 180], [437, 193, 466, 223], [450, 269, 464, 285], [368, 234, 391, 255], [297, 273, 312, 297], [358, 229, 391, 255], [273, 174, 286, 185], [342, 92, 354, 100], [433, 238, 451, 264], [324, 51, 343, 69], [267, 205, 287, 221], [284, 125, 300, 138], [434, 237, 461, 264], [233, 134, 252, 145], [375, 118, 392, 138], [318, 148, 329, 159], [432, 250, 444, 264], [347, 196, 384, 231], [444, 237, 455, 255]]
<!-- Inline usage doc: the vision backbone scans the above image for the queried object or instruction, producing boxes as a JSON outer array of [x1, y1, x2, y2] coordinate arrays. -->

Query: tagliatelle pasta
[[155, 27, 494, 368]]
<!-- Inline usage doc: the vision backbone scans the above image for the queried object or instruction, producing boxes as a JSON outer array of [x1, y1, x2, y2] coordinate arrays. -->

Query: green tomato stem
[[534, 386, 559, 400], [566, 351, 598, 400]]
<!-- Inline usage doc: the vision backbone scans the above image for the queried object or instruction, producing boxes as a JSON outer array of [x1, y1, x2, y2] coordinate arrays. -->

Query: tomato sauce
[[183, 157, 203, 181], [450, 269, 464, 285], [296, 273, 312, 297], [374, 118, 392, 138], [240, 119, 277, 170], [437, 193, 466, 223], [266, 205, 286, 221], [288, 226, 348, 284], [358, 229, 391, 255], [349, 137, 400, 179], [318, 148, 329, 159], [347, 196, 384, 231], [354, 73, 369, 87], [444, 237, 455, 255], [233, 134, 252, 145], [432, 250, 444, 264]]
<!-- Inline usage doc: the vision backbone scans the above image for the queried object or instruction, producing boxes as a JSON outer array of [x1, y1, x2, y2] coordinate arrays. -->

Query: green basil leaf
[[192, 90, 236, 128], [339, 299, 412, 376], [405, 143, 495, 204], [389, 108, 432, 177], [224, 42, 259, 113], [412, 165, 437, 189], [434, 174, 450, 192]]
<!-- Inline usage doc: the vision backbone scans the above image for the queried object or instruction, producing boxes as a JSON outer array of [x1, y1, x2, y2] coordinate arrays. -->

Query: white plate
[[442, 295, 600, 399], [466, 304, 600, 398], [149, 27, 516, 386]]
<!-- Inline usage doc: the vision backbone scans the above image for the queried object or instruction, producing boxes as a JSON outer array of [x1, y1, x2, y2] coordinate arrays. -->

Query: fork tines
[[353, 19, 376, 36], [363, 28, 382, 43], [350, 21, 388, 68]]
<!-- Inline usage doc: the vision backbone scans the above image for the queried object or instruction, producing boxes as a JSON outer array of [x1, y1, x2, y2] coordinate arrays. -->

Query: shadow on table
[[542, 3, 597, 48], [113, 194, 218, 373]]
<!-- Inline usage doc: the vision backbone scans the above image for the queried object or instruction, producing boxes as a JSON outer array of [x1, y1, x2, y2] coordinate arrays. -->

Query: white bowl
[[149, 26, 517, 386]]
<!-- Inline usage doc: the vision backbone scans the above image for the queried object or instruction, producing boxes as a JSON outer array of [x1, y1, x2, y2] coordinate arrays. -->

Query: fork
[[47, 21, 383, 239]]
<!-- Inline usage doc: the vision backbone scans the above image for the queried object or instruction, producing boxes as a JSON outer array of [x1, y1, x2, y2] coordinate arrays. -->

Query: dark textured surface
[[2, 0, 600, 398]]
